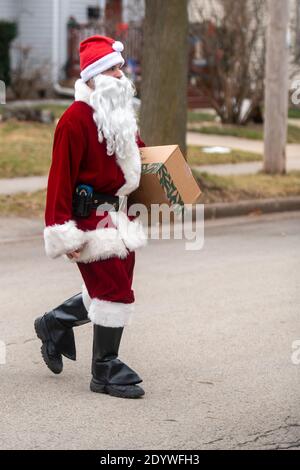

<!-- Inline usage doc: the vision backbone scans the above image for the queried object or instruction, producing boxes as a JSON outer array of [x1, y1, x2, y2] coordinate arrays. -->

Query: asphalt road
[[0, 212, 299, 450]]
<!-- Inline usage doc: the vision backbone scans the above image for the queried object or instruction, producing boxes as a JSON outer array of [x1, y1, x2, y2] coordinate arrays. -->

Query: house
[[0, 0, 145, 89], [1, 0, 299, 104]]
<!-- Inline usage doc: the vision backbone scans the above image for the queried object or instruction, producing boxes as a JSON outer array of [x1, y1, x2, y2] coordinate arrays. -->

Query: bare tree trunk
[[295, 0, 300, 61], [140, 0, 188, 155], [264, 0, 290, 174]]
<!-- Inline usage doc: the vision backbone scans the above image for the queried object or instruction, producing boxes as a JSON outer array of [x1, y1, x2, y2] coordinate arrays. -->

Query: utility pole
[[264, 0, 290, 174], [296, 0, 300, 59]]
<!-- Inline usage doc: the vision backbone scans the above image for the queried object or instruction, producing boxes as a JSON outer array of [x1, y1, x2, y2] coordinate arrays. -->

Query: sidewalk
[[0, 176, 47, 195], [187, 132, 300, 174], [192, 160, 300, 175], [187, 130, 300, 157]]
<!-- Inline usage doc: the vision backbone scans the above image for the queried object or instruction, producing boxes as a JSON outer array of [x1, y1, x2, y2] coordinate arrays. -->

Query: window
[[87, 6, 101, 21]]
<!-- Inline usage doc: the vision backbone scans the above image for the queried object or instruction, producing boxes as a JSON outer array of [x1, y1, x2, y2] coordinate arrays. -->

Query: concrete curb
[[148, 197, 300, 227], [201, 196, 300, 219]]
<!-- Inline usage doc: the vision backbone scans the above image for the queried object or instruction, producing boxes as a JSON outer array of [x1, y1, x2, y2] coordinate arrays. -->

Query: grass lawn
[[32, 103, 69, 119], [189, 107, 300, 123], [0, 118, 263, 179], [288, 108, 300, 119], [187, 146, 262, 166], [194, 170, 300, 204], [1, 171, 300, 217], [0, 119, 53, 178], [188, 110, 216, 123], [189, 123, 300, 143], [0, 103, 69, 120], [0, 189, 46, 217]]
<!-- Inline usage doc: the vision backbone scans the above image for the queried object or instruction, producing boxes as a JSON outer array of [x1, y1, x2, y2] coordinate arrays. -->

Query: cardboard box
[[128, 145, 202, 216]]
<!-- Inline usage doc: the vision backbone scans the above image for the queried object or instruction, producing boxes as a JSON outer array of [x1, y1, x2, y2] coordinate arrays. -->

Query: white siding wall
[[57, 0, 70, 81], [0, 0, 18, 20], [68, 0, 101, 23], [10, 0, 53, 72]]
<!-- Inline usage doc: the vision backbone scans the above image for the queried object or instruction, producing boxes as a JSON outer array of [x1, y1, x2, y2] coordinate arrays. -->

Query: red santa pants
[[77, 251, 135, 304], [72, 208, 143, 326]]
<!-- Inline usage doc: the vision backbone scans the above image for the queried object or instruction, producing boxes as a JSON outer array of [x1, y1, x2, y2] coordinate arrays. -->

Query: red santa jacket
[[44, 92, 147, 263]]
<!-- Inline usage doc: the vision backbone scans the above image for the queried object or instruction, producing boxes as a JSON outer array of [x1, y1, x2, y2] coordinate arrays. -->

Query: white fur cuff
[[69, 227, 128, 263], [88, 298, 134, 327], [110, 211, 147, 251], [44, 220, 85, 259], [44, 213, 147, 263]]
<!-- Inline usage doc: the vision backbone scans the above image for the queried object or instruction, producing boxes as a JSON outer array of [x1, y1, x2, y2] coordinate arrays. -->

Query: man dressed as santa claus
[[34, 35, 147, 399]]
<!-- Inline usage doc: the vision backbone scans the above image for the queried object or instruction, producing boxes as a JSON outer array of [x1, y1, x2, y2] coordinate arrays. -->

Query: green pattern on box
[[141, 163, 184, 214], [141, 163, 163, 174]]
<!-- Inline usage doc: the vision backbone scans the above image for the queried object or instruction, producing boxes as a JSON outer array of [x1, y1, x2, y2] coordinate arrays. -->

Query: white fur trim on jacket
[[88, 298, 134, 327], [74, 79, 92, 105], [44, 213, 146, 263], [110, 211, 147, 251], [75, 227, 128, 263], [44, 220, 85, 259]]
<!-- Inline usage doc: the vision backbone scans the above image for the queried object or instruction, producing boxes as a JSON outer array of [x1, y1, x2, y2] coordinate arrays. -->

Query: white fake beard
[[90, 72, 140, 163]]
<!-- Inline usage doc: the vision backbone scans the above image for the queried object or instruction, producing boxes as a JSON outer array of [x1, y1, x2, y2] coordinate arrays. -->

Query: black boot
[[90, 325, 145, 398], [34, 293, 90, 374]]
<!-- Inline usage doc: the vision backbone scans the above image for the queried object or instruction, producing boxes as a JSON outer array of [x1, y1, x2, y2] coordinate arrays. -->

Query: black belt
[[89, 192, 120, 210]]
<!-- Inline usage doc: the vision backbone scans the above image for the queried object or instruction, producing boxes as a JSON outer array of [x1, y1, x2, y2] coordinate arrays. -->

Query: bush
[[0, 21, 17, 86], [9, 45, 52, 99]]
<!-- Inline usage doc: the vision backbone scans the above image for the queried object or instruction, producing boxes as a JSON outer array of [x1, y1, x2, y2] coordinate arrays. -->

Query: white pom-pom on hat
[[112, 41, 124, 52]]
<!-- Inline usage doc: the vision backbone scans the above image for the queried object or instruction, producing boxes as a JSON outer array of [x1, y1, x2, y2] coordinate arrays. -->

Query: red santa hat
[[79, 35, 125, 82]]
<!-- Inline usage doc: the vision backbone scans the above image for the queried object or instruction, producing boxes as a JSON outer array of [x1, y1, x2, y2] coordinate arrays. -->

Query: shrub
[[0, 21, 18, 86]]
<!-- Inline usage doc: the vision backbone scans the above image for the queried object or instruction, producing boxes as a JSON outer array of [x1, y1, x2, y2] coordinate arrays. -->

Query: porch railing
[[66, 19, 143, 80]]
